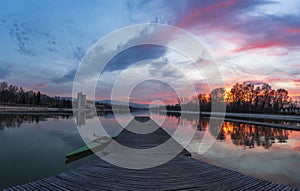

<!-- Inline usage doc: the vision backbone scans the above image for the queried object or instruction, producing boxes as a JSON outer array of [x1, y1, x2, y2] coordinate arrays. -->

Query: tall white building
[[77, 92, 86, 109]]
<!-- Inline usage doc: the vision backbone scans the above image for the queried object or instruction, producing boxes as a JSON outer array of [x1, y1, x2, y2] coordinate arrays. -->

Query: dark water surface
[[0, 112, 300, 189], [0, 114, 97, 189]]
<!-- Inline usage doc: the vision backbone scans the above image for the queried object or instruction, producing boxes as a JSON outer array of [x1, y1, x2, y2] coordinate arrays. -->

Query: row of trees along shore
[[163, 82, 300, 114], [0, 82, 72, 108]]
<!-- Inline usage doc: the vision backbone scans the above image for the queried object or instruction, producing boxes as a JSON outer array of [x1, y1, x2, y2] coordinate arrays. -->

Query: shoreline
[[2, 106, 299, 118], [1, 107, 299, 130]]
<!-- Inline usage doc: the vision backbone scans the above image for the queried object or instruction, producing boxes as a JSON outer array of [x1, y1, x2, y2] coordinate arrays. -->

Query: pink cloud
[[172, 1, 300, 56], [36, 83, 47, 88], [176, 0, 238, 28], [233, 41, 286, 53], [292, 79, 300, 83], [285, 28, 300, 34]]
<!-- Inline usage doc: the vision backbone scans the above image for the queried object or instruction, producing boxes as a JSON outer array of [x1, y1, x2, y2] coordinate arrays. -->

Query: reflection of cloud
[[292, 147, 300, 151], [198, 144, 300, 187], [292, 141, 300, 151]]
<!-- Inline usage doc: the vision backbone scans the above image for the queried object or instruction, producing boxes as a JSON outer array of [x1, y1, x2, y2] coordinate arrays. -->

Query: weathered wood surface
[[5, 116, 299, 191]]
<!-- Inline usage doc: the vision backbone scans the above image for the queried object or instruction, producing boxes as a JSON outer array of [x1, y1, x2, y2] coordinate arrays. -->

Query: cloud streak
[[103, 45, 167, 73], [51, 69, 76, 84]]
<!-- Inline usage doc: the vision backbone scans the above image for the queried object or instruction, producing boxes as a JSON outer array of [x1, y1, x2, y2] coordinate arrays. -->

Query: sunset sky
[[0, 0, 299, 104]]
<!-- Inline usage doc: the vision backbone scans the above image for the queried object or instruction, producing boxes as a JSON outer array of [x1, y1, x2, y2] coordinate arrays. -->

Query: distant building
[[77, 92, 86, 109]]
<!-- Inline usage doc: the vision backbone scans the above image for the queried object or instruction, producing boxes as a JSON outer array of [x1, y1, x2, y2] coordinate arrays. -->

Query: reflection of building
[[74, 109, 96, 127], [76, 110, 86, 127], [77, 92, 86, 109]]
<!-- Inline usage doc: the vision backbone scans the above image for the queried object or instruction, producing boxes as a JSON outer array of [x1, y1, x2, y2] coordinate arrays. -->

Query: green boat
[[65, 136, 114, 163]]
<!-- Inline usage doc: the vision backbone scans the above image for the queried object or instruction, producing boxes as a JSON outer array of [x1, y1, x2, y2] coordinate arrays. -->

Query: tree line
[[162, 82, 300, 114], [0, 81, 72, 108]]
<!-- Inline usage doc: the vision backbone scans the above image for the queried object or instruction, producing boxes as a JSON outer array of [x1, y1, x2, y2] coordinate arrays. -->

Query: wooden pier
[[5, 116, 299, 190]]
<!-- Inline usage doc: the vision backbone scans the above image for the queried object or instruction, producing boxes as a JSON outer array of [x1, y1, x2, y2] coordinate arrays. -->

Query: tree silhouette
[[0, 81, 72, 108], [166, 82, 298, 114]]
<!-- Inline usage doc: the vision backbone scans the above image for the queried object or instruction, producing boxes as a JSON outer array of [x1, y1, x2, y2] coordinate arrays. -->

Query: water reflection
[[0, 114, 71, 130], [82, 111, 300, 188], [73, 110, 96, 127], [74, 109, 116, 127], [1, 111, 294, 151], [158, 112, 292, 150], [0, 114, 95, 190], [225, 123, 289, 149], [0, 112, 299, 189]]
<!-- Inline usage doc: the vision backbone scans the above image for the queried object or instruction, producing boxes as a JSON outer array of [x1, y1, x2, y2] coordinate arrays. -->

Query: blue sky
[[0, 0, 300, 103]]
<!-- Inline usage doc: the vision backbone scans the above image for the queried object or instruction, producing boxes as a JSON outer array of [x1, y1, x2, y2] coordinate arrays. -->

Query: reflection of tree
[[222, 122, 290, 149], [0, 115, 71, 130], [196, 119, 209, 131], [274, 129, 289, 143], [217, 128, 226, 142], [156, 111, 292, 149], [155, 111, 291, 150], [229, 123, 255, 149]]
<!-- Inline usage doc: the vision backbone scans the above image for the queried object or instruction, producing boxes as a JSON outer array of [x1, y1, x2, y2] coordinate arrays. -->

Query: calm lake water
[[0, 112, 300, 189]]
